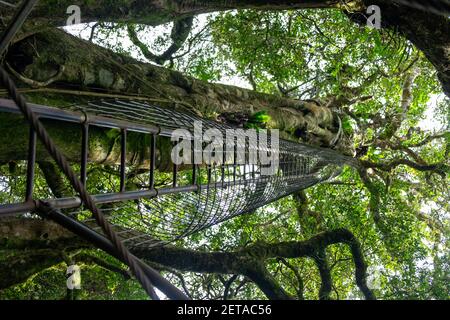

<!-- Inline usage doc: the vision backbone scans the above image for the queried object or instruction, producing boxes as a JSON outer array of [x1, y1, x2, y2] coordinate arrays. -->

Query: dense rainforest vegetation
[[0, 1, 448, 300]]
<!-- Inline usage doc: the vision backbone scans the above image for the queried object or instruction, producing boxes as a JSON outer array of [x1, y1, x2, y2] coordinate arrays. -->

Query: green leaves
[[244, 110, 271, 129], [341, 116, 354, 135]]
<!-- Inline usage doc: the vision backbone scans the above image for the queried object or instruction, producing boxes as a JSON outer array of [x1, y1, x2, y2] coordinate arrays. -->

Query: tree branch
[[314, 249, 332, 300], [404, 132, 448, 148], [133, 228, 376, 300], [243, 262, 293, 300], [145, 261, 193, 299], [73, 252, 131, 280], [360, 158, 448, 177], [380, 69, 419, 139], [37, 161, 71, 198], [1, 218, 375, 300], [0, 249, 63, 289], [6, 61, 65, 88], [358, 168, 383, 225], [127, 17, 194, 65], [223, 274, 238, 300], [278, 258, 305, 299]]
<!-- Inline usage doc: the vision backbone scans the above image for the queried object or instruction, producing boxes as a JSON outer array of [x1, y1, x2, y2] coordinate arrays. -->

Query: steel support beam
[[37, 204, 189, 300], [0, 0, 39, 55]]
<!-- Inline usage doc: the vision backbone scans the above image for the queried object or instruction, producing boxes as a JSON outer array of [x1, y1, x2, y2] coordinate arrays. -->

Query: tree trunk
[[1, 0, 342, 27], [0, 112, 177, 170], [0, 1, 447, 165], [1, 1, 448, 95], [0, 27, 345, 163], [358, 0, 450, 96]]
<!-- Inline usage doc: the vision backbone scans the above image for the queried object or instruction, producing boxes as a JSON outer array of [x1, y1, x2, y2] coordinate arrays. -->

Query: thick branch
[[1, 218, 375, 299], [356, 1, 450, 96], [73, 252, 131, 279], [380, 69, 419, 139], [127, 17, 194, 65], [360, 159, 449, 177], [2, 28, 343, 150], [0, 249, 63, 289], [1, 1, 341, 27], [243, 262, 292, 300], [38, 161, 71, 198], [132, 228, 376, 299], [314, 249, 332, 300], [2, 0, 448, 94]]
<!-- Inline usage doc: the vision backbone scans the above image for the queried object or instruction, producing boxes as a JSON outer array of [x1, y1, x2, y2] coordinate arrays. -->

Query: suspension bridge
[[3, 0, 440, 300]]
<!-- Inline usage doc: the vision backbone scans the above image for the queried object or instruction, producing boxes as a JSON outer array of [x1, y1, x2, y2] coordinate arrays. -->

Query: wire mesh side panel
[[71, 99, 352, 167], [64, 99, 347, 248]]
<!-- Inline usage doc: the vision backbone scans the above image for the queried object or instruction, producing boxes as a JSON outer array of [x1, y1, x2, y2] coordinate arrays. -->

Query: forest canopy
[[0, 0, 448, 300]]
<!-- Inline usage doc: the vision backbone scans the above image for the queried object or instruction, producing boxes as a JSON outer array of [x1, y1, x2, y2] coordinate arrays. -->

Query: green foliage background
[[0, 8, 448, 300]]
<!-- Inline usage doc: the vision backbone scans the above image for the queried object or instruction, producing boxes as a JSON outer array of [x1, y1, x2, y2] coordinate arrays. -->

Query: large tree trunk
[[1, 0, 342, 27], [0, 27, 345, 164], [356, 1, 450, 96], [1, 1, 448, 95], [0, 1, 448, 164]]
